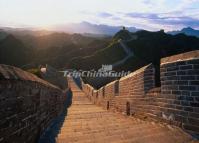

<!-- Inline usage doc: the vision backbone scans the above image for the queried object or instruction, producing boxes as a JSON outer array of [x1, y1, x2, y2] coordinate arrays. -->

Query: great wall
[[0, 50, 199, 143]]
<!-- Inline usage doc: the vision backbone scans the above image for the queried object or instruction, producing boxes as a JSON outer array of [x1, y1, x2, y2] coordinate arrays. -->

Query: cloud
[[142, 0, 151, 4], [157, 16, 199, 27], [126, 13, 159, 19], [125, 12, 199, 29], [97, 12, 113, 18], [175, 0, 199, 10], [111, 16, 122, 20], [141, 0, 157, 6]]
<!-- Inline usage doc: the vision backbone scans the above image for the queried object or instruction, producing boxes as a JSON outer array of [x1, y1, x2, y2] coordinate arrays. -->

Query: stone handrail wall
[[119, 64, 155, 97], [0, 64, 66, 143], [105, 80, 119, 98], [81, 50, 199, 135], [160, 50, 199, 134], [96, 87, 105, 106]]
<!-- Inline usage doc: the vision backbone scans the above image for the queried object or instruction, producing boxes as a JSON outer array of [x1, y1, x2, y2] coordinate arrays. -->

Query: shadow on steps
[[72, 76, 82, 89], [38, 88, 73, 143]]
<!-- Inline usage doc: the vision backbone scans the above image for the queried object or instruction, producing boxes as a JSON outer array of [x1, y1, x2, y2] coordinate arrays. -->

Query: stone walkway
[[55, 78, 197, 143]]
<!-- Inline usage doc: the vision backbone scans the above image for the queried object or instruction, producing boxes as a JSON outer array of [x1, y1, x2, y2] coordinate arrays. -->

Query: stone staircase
[[55, 77, 198, 143]]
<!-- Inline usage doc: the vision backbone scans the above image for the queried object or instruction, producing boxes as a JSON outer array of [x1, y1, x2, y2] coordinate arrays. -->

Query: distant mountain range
[[168, 27, 199, 37], [70, 29, 199, 72], [0, 34, 29, 67], [1, 23, 199, 37], [0, 27, 54, 37], [1, 26, 199, 88], [69, 29, 199, 88], [50, 22, 140, 35], [0, 22, 139, 36], [0, 29, 8, 40], [0, 30, 111, 68]]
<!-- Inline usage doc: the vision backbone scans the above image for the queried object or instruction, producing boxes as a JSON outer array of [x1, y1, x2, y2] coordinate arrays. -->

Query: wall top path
[[0, 64, 60, 89], [161, 50, 199, 65]]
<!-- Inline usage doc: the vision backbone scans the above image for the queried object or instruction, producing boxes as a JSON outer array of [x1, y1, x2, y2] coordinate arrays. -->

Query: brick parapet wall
[[104, 80, 119, 98], [96, 87, 105, 106], [119, 64, 155, 97], [0, 64, 66, 143], [160, 51, 199, 134], [81, 50, 199, 135], [82, 64, 156, 112]]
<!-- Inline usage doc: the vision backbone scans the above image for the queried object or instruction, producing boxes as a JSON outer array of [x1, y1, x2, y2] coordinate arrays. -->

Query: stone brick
[[183, 124, 199, 133], [180, 76, 196, 80], [179, 86, 197, 91], [161, 81, 173, 85], [181, 91, 191, 96], [162, 76, 179, 81], [173, 100, 181, 105], [177, 70, 187, 75], [189, 112, 199, 119], [188, 117, 199, 126], [193, 64, 199, 70], [172, 90, 181, 95], [180, 65, 193, 70], [190, 102, 199, 107], [185, 96, 194, 102], [177, 96, 186, 100], [164, 72, 177, 76], [183, 107, 194, 112], [187, 70, 199, 75], [163, 85, 179, 90], [173, 80, 188, 85], [189, 81, 199, 85], [162, 90, 172, 94], [186, 59, 199, 64], [180, 101, 190, 106], [166, 66, 179, 72], [195, 97, 199, 102]]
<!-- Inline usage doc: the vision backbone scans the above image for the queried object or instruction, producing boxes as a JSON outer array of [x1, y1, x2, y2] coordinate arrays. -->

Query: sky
[[0, 0, 199, 31]]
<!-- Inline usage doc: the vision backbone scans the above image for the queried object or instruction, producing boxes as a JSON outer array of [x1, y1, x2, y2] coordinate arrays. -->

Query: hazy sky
[[0, 0, 199, 31]]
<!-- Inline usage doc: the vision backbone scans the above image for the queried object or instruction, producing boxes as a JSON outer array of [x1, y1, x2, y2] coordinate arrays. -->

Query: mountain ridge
[[168, 27, 199, 37], [0, 22, 140, 36]]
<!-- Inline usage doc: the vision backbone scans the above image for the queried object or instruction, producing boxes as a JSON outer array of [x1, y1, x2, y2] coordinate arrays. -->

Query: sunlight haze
[[0, 0, 199, 31]]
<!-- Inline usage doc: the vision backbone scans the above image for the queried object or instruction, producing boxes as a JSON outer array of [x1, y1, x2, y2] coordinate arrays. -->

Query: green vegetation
[[0, 35, 29, 67], [69, 42, 126, 70], [127, 30, 199, 65], [0, 32, 111, 69], [0, 29, 199, 75], [69, 29, 199, 73], [114, 55, 148, 72], [113, 29, 132, 40]]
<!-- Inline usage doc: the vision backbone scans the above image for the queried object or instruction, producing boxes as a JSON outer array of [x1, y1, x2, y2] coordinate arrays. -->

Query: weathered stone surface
[[161, 50, 199, 64], [56, 77, 197, 143], [0, 64, 66, 143]]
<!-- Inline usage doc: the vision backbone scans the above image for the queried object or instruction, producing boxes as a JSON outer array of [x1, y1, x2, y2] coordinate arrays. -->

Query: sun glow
[[0, 0, 199, 30]]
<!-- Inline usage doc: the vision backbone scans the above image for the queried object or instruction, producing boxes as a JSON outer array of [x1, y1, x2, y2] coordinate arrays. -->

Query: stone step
[[54, 78, 197, 143]]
